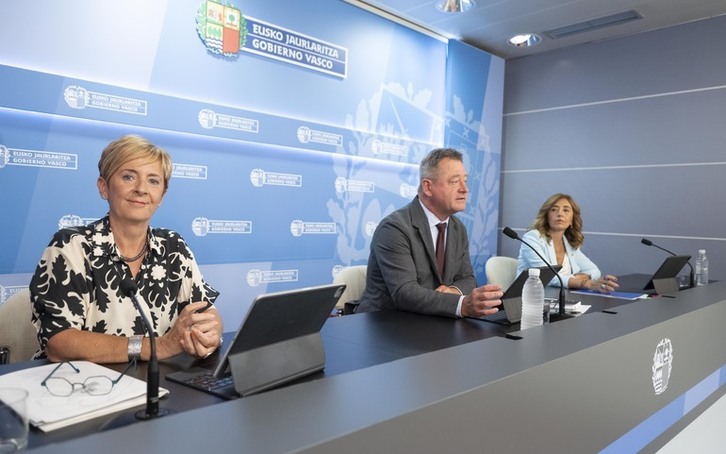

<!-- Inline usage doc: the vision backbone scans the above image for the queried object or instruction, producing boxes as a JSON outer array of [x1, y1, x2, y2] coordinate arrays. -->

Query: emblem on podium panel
[[652, 338, 673, 395]]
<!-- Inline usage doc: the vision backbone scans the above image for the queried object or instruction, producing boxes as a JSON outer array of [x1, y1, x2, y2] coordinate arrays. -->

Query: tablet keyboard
[[165, 369, 238, 400], [185, 371, 233, 391]]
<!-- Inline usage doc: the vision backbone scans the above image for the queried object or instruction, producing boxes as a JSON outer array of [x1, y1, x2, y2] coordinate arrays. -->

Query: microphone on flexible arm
[[120, 279, 173, 420], [641, 238, 694, 288], [502, 227, 573, 322]]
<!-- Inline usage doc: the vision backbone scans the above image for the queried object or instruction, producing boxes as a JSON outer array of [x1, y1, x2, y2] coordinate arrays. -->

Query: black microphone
[[502, 227, 573, 322], [120, 279, 173, 420], [641, 238, 694, 288]]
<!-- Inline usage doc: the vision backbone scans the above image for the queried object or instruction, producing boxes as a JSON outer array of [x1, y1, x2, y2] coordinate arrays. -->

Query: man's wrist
[[457, 294, 468, 318]]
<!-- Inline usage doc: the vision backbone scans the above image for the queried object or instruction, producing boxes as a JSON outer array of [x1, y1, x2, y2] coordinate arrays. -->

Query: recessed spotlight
[[435, 0, 476, 14], [507, 33, 542, 48]]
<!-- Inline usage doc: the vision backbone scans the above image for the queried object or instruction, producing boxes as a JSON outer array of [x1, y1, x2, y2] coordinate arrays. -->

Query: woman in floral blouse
[[30, 135, 223, 363]]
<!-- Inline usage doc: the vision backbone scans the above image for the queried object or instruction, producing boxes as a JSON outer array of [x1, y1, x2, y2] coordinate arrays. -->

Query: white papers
[[570, 289, 649, 300], [0, 361, 169, 432], [548, 300, 591, 315]]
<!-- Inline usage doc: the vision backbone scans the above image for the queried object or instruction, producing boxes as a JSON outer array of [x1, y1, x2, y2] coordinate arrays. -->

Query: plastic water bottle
[[695, 249, 709, 286], [521, 268, 545, 330]]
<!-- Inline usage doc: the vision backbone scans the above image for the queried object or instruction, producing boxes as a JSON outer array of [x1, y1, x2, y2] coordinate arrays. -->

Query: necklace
[[553, 238, 565, 253], [119, 242, 147, 263]]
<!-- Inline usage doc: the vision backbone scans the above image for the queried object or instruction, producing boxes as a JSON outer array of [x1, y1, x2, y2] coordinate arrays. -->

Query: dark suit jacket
[[356, 196, 477, 317]]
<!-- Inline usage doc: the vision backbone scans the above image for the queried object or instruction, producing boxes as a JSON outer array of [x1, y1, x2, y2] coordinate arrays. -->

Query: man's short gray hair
[[418, 148, 463, 192]]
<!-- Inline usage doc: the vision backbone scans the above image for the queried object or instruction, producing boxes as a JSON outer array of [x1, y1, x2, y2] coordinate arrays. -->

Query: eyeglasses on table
[[41, 360, 136, 397]]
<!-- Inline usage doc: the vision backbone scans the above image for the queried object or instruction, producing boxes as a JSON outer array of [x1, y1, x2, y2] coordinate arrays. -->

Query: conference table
[[4, 276, 726, 452]]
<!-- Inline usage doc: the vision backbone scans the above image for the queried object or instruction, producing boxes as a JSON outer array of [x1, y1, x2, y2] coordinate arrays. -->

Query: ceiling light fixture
[[507, 33, 542, 48], [435, 0, 476, 14]]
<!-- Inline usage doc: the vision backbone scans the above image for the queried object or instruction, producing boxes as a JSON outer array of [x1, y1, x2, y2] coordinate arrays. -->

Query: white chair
[[332, 265, 367, 314], [0, 289, 39, 364], [485, 256, 518, 290]]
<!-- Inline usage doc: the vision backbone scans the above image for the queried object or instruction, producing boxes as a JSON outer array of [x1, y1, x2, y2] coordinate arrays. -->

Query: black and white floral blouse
[[29, 216, 219, 358]]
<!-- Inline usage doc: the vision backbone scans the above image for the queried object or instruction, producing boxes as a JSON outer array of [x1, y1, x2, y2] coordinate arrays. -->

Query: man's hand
[[460, 284, 503, 318]]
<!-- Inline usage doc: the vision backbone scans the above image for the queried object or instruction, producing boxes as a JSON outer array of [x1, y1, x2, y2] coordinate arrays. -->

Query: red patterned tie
[[436, 222, 447, 275]]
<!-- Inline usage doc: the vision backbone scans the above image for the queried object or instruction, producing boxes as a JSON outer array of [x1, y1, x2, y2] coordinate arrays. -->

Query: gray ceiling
[[345, 0, 726, 59]]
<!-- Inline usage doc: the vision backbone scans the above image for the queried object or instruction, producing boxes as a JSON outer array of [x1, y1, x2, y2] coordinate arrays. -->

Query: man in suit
[[357, 148, 502, 318]]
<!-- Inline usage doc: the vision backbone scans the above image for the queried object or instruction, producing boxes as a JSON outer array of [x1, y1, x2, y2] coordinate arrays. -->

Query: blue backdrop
[[0, 0, 503, 328]]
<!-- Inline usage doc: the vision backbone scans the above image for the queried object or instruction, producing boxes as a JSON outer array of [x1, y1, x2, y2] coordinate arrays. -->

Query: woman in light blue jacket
[[516, 193, 619, 292]]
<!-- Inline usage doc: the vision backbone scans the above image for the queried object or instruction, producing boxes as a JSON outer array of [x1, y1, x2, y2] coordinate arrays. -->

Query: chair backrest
[[0, 289, 38, 364], [485, 256, 518, 290], [332, 265, 367, 311]]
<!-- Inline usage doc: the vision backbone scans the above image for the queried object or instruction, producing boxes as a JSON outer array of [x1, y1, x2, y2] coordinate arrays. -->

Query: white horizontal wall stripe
[[502, 161, 726, 174], [501, 228, 726, 242], [584, 231, 726, 242], [504, 84, 726, 117]]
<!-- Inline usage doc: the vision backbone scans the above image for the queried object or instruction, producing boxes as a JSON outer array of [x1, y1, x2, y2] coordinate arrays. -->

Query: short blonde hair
[[98, 135, 172, 191]]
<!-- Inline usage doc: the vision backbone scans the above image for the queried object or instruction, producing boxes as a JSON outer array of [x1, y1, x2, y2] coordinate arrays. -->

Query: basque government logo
[[196, 1, 348, 77], [58, 215, 86, 230], [191, 217, 211, 237], [196, 1, 247, 57], [64, 85, 89, 109], [0, 145, 8, 168], [250, 168, 265, 187], [652, 338, 673, 395]]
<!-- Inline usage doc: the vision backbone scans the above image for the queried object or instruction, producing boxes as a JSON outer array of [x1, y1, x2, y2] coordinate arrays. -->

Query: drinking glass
[[0, 388, 28, 453]]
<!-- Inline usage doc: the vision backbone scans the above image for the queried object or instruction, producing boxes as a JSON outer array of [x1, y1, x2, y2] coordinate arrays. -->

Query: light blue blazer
[[516, 229, 601, 287]]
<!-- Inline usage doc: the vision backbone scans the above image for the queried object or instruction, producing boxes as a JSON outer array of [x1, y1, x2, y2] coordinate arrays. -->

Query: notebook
[[615, 255, 691, 295], [479, 265, 562, 325], [165, 283, 346, 400]]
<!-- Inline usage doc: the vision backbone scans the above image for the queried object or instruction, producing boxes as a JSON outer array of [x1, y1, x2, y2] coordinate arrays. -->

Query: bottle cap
[[528, 268, 540, 277], [699, 249, 706, 254]]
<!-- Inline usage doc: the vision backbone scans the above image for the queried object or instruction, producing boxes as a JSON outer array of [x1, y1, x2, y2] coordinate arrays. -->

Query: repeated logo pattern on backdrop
[[0, 1, 503, 327]]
